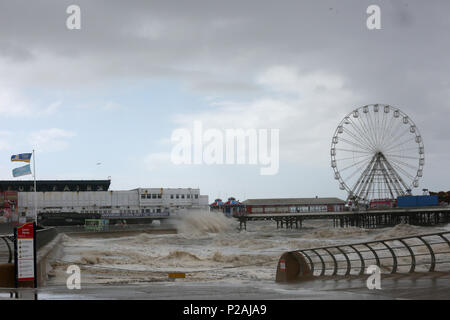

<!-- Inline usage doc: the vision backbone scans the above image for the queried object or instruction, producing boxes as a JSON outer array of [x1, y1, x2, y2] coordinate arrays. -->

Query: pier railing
[[276, 231, 450, 282]]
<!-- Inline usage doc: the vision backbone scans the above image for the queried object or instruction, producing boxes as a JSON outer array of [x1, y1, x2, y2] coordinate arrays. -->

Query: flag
[[11, 153, 32, 163], [12, 164, 32, 177]]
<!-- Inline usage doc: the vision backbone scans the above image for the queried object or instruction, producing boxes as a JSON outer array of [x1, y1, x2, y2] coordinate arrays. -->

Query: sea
[[45, 210, 450, 291]]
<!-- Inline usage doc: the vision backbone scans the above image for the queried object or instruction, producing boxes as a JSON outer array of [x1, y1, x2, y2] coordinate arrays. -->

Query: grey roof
[[0, 180, 111, 192], [242, 197, 346, 206]]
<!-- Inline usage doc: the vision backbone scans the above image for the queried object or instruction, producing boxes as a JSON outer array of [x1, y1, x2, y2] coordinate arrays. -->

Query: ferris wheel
[[331, 104, 424, 202]]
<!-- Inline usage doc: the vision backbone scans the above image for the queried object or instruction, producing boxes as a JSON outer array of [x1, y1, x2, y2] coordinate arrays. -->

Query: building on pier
[[242, 197, 346, 214]]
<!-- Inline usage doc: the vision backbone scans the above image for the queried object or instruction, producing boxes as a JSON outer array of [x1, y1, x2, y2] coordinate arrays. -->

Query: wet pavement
[[2, 273, 449, 300]]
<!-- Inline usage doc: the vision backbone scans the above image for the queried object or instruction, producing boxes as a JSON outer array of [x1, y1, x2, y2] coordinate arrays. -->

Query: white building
[[18, 188, 209, 218], [0, 180, 208, 219]]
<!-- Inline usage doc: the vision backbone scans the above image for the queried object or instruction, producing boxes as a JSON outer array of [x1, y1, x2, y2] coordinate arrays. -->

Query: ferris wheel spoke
[[379, 113, 397, 148], [384, 153, 420, 161], [377, 110, 385, 146], [355, 115, 378, 149], [381, 122, 408, 149], [335, 148, 372, 154], [382, 118, 407, 149], [365, 111, 380, 148], [388, 160, 416, 182], [382, 124, 409, 148], [387, 146, 420, 153], [335, 154, 373, 162], [380, 110, 391, 145], [339, 156, 373, 173], [382, 128, 413, 151], [345, 164, 368, 181], [338, 136, 374, 153], [343, 157, 374, 180], [383, 137, 417, 154], [380, 113, 400, 149], [368, 110, 382, 147], [342, 127, 376, 152], [388, 163, 416, 180], [347, 117, 377, 150], [355, 115, 380, 149], [386, 157, 419, 172]]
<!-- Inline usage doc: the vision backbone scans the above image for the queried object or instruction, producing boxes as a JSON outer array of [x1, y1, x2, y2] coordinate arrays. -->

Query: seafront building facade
[[0, 180, 209, 222]]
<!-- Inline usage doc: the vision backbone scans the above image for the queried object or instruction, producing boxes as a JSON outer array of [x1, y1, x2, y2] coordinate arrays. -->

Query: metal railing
[[0, 228, 59, 264], [0, 234, 14, 264], [291, 231, 450, 277]]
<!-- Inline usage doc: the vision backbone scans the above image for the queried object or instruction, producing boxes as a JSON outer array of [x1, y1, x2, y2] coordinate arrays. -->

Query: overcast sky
[[0, 0, 449, 202]]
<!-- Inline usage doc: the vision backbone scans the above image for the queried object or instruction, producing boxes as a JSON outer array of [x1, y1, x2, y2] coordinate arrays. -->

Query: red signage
[[15, 222, 36, 284], [17, 222, 34, 239]]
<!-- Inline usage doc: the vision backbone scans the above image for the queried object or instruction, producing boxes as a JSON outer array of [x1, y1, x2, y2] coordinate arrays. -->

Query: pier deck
[[234, 206, 450, 230]]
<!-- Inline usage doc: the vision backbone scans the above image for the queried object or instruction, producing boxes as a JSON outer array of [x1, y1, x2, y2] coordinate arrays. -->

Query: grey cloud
[[1, 0, 450, 190]]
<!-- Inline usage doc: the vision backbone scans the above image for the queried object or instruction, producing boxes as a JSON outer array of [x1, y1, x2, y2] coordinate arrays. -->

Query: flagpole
[[33, 149, 37, 226]]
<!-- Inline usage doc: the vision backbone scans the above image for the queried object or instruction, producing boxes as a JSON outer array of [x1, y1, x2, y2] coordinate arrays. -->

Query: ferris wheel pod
[[410, 125, 416, 133], [413, 180, 419, 188], [353, 110, 359, 118], [332, 136, 338, 144], [415, 136, 422, 143], [403, 116, 409, 124], [337, 126, 343, 134], [331, 160, 337, 168], [419, 158, 425, 166], [373, 104, 379, 112], [419, 147, 424, 154], [418, 169, 423, 177], [334, 172, 340, 180], [339, 183, 345, 190], [363, 106, 369, 113], [384, 105, 390, 113], [331, 148, 336, 156], [394, 110, 400, 118]]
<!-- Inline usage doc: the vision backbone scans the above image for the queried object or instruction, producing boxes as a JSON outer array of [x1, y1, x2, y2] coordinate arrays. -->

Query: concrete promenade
[[1, 272, 449, 300]]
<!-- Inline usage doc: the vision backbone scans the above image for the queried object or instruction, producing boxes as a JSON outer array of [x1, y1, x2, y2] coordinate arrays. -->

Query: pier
[[234, 206, 450, 230]]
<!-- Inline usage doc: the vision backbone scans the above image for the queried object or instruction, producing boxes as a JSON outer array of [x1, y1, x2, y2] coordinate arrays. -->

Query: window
[[146, 194, 151, 199], [158, 194, 162, 199], [176, 194, 179, 199], [171, 195, 174, 199], [187, 194, 191, 199], [181, 194, 185, 199], [152, 194, 157, 199], [141, 194, 146, 199], [195, 195, 198, 199]]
